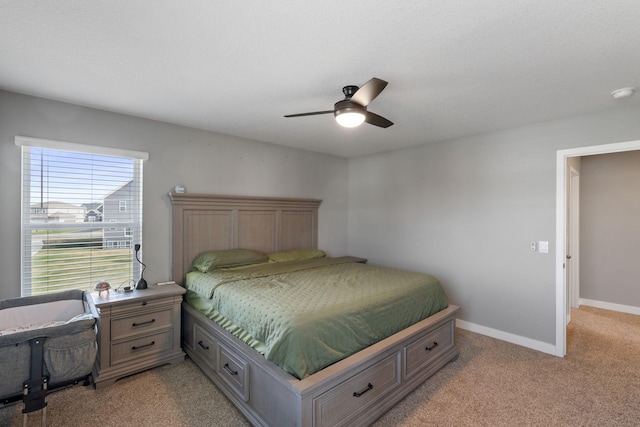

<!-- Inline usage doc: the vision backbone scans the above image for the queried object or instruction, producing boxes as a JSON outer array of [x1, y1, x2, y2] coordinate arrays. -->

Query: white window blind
[[16, 136, 148, 296]]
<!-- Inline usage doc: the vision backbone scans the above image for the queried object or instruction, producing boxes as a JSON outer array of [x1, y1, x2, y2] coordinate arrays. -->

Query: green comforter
[[186, 257, 448, 379]]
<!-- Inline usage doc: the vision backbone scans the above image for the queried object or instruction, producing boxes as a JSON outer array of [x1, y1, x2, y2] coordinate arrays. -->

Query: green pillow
[[192, 249, 268, 272], [267, 248, 326, 263]]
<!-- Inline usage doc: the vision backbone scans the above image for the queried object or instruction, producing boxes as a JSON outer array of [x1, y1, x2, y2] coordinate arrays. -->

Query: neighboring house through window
[[16, 136, 148, 296]]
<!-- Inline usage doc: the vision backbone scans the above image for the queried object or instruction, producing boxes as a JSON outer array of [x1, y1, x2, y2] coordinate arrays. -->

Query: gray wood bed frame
[[170, 193, 459, 427]]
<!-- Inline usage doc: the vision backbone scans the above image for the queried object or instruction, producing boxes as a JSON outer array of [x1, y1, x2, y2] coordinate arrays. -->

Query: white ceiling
[[1, 1, 639, 158]]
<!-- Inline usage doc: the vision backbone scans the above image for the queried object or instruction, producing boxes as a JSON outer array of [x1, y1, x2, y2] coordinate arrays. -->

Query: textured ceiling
[[1, 1, 639, 158]]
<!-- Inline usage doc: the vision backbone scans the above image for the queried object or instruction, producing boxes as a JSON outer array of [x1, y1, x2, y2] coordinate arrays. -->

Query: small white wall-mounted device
[[538, 241, 549, 253]]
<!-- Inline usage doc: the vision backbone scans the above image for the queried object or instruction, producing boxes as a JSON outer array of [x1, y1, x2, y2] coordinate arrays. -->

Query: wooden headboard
[[169, 193, 322, 285]]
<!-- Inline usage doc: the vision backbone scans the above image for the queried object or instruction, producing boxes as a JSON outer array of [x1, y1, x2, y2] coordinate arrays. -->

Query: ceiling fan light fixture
[[335, 111, 366, 128], [334, 101, 366, 128]]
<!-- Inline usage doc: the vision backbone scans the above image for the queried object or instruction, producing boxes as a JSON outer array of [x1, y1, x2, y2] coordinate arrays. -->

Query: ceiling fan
[[284, 77, 394, 128]]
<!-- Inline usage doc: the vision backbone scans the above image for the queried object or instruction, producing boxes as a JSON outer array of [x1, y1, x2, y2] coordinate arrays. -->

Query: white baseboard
[[579, 298, 640, 316], [455, 319, 557, 356]]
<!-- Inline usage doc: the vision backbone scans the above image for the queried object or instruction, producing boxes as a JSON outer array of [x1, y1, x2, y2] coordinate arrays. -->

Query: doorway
[[555, 139, 640, 357]]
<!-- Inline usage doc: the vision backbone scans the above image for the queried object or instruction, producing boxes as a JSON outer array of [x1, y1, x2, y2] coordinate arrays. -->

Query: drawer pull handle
[[425, 342, 439, 351], [353, 383, 373, 397], [197, 340, 209, 350], [131, 341, 155, 351], [141, 301, 148, 306], [223, 363, 238, 376], [132, 319, 155, 327]]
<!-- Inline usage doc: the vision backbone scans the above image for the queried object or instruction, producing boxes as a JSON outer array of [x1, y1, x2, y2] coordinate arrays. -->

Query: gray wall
[[347, 103, 640, 345], [580, 150, 640, 307], [3, 88, 640, 349], [0, 90, 349, 300]]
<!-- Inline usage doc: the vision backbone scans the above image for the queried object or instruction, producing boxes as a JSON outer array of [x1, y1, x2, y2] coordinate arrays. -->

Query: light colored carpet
[[373, 306, 640, 426], [1, 306, 638, 427]]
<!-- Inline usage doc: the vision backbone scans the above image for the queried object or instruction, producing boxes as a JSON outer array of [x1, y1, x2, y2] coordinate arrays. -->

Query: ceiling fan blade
[[350, 78, 388, 106], [365, 111, 394, 128], [284, 110, 334, 118]]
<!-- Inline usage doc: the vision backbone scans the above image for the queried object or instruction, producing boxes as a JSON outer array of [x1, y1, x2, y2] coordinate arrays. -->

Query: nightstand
[[91, 283, 186, 389]]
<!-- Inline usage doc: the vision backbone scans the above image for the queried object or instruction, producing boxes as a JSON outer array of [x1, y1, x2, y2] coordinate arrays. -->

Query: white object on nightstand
[[157, 281, 176, 286]]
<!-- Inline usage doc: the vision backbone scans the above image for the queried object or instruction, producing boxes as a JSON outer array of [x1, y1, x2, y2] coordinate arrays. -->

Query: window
[[17, 136, 148, 296]]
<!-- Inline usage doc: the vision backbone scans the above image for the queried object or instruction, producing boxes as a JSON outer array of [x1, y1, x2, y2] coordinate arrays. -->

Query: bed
[[171, 193, 459, 427], [0, 289, 98, 418]]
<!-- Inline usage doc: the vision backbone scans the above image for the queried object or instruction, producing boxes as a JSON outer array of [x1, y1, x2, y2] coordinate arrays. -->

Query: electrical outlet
[[530, 241, 537, 251]]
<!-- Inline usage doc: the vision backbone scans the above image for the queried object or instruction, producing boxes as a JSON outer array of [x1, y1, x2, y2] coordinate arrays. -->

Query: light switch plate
[[539, 241, 549, 253]]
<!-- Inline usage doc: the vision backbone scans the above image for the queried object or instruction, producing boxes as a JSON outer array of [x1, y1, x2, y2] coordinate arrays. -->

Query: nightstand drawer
[[404, 320, 453, 380], [194, 323, 217, 372], [313, 351, 401, 427], [110, 298, 172, 316], [218, 343, 249, 401], [111, 309, 172, 341], [111, 330, 173, 365]]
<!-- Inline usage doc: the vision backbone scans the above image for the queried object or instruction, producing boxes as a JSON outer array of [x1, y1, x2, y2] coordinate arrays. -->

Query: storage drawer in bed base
[[313, 351, 402, 427], [182, 301, 460, 427]]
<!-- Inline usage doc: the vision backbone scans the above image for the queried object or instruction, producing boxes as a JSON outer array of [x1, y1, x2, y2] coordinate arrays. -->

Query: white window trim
[[17, 135, 148, 296], [15, 136, 149, 160]]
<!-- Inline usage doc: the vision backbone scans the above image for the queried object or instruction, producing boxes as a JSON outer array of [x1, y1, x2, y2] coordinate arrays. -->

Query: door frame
[[566, 165, 580, 324], [555, 139, 640, 356]]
